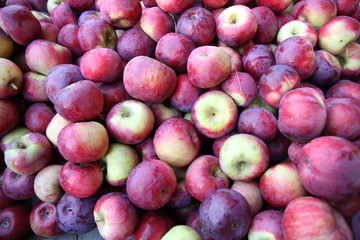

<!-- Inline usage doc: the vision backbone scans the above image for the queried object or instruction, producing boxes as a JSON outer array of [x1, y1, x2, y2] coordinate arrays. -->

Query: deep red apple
[[0, 205, 31, 240]]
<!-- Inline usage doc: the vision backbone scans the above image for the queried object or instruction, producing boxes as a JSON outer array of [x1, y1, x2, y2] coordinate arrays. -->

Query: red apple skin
[[242, 44, 275, 82], [77, 10, 101, 26], [265, 131, 289, 165], [287, 141, 305, 168], [187, 46, 231, 89], [186, 155, 230, 202], [202, 0, 228, 8], [331, 195, 360, 222], [30, 201, 64, 238], [126, 159, 177, 210], [78, 18, 118, 52], [154, 118, 201, 167], [186, 208, 214, 240], [155, 33, 196, 74], [38, 22, 59, 43], [296, 0, 337, 29], [57, 121, 109, 164], [277, 13, 294, 29], [100, 0, 142, 29], [337, 42, 360, 81], [238, 107, 278, 142], [258, 64, 300, 108], [167, 167, 194, 209], [260, 162, 306, 208], [326, 80, 360, 102], [323, 98, 360, 141], [0, 127, 31, 153], [2, 167, 36, 200], [176, 6, 216, 46], [275, 36, 316, 80], [212, 132, 236, 158], [24, 103, 54, 134], [169, 74, 204, 112], [352, 210, 360, 239], [308, 50, 342, 88], [54, 80, 104, 122], [29, 0, 48, 11], [123, 56, 177, 103], [50, 4, 77, 29], [0, 173, 16, 209], [22, 72, 48, 102], [59, 161, 103, 198], [135, 136, 158, 162], [231, 180, 263, 216], [298, 136, 360, 202], [228, 0, 255, 7], [0, 58, 23, 99], [6, 0, 33, 9], [0, 205, 31, 240], [117, 28, 156, 62], [256, 0, 291, 13], [0, 5, 41, 45], [218, 46, 243, 73], [216, 5, 258, 48], [143, 0, 157, 7], [63, 0, 94, 11], [80, 48, 125, 83], [148, 102, 182, 128], [335, 0, 358, 16], [352, 3, 360, 21], [45, 64, 84, 103], [134, 211, 174, 240], [25, 39, 73, 76], [94, 192, 139, 240], [57, 24, 85, 57], [252, 6, 278, 44], [278, 87, 327, 142], [221, 72, 258, 108], [99, 81, 131, 116], [282, 197, 353, 240], [248, 210, 284, 240], [156, 0, 194, 14]]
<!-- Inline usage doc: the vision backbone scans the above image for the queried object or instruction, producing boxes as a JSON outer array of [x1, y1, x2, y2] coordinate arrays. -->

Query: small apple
[[100, 0, 142, 28], [0, 205, 31, 240], [248, 210, 284, 240]]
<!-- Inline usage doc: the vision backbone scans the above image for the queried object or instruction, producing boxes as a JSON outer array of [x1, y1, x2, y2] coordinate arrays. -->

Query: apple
[[21, 71, 48, 102], [25, 39, 73, 76], [59, 161, 103, 198], [275, 36, 316, 80], [148, 102, 182, 127], [307, 50, 342, 88], [277, 13, 294, 29], [24, 103, 55, 134], [31, 10, 52, 23], [238, 107, 278, 141], [0, 205, 31, 240], [0, 5, 41, 45], [162, 225, 202, 240], [80, 48, 125, 83], [63, 0, 94, 11], [94, 192, 139, 240], [100, 0, 142, 28], [50, 4, 77, 29], [336, 0, 359, 16], [318, 15, 360, 55], [135, 136, 158, 162], [242, 44, 275, 81], [231, 180, 263, 216], [202, 0, 228, 8], [187, 208, 214, 240], [78, 10, 102, 25], [219, 133, 270, 181], [256, 0, 291, 13], [56, 193, 98, 234], [0, 58, 22, 99], [336, 42, 360, 80], [6, 0, 34, 9], [100, 143, 139, 187], [54, 80, 104, 122], [140, 7, 175, 42], [220, 71, 259, 107], [123, 56, 177, 103], [0, 127, 30, 152], [117, 28, 156, 62], [156, 0, 194, 14], [78, 18, 118, 52], [278, 87, 327, 142], [228, 0, 255, 6], [265, 131, 289, 165], [57, 121, 109, 164], [216, 5, 258, 47], [287, 141, 305, 168], [247, 210, 283, 240], [57, 24, 85, 57], [353, 210, 360, 239], [277, 20, 318, 48], [99, 81, 131, 116], [323, 97, 360, 141], [1, 167, 36, 200], [45, 113, 72, 146], [187, 46, 231, 89], [155, 33, 196, 74], [199, 188, 251, 239], [126, 159, 177, 210], [298, 136, 360, 202], [331, 195, 360, 222], [134, 211, 174, 240], [34, 164, 63, 203], [282, 196, 353, 239], [0, 173, 16, 210], [167, 167, 194, 209], [176, 6, 216, 46], [0, 30, 14, 58], [4, 132, 52, 176], [252, 6, 278, 44], [192, 90, 238, 139], [326, 79, 360, 102], [45, 64, 84, 103], [186, 155, 230, 202], [30, 201, 64, 238], [218, 46, 243, 73], [260, 162, 306, 208], [106, 99, 155, 145], [46, 0, 64, 14]]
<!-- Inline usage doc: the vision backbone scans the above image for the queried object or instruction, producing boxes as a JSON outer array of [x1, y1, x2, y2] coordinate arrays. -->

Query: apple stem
[[9, 82, 18, 90]]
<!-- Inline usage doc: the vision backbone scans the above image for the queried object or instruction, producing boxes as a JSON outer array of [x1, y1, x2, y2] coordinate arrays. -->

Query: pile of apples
[[0, 0, 360, 239]]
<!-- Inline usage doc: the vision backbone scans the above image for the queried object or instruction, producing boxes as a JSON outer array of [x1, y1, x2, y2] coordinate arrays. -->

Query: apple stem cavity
[[9, 81, 18, 90]]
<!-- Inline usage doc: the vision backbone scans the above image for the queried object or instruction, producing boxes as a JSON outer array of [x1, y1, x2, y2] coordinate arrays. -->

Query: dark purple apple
[[2, 167, 35, 200]]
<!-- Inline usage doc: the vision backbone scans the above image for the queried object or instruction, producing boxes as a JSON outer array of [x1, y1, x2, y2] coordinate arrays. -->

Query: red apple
[[248, 210, 284, 240], [134, 211, 174, 240], [148, 102, 182, 127], [336, 0, 359, 16], [0, 127, 30, 153], [296, 0, 337, 29], [0, 173, 16, 209], [337, 42, 360, 80], [24, 103, 55, 134], [0, 205, 31, 240], [231, 180, 263, 216], [156, 0, 194, 14], [252, 6, 278, 44], [50, 4, 77, 29], [256, 0, 292, 13], [100, 0, 142, 28], [21, 71, 48, 102], [0, 58, 23, 99], [57, 24, 85, 57], [63, 0, 93, 11], [277, 19, 318, 48], [326, 79, 360, 102], [2, 167, 36, 200]]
